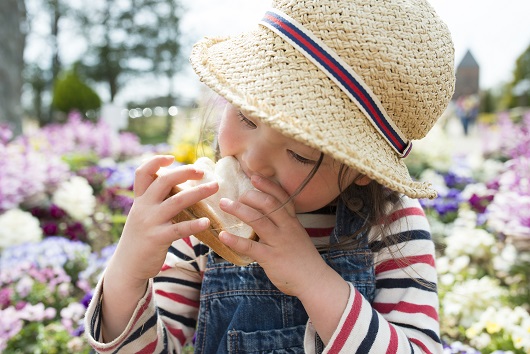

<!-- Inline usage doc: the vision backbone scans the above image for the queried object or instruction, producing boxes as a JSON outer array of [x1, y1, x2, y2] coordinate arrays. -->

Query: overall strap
[[330, 199, 371, 247]]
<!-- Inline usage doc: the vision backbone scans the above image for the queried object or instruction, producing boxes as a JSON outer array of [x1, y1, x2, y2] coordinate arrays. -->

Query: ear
[[354, 174, 372, 186]]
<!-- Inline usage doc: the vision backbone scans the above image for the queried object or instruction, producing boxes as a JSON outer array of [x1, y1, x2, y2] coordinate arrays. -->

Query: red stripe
[[136, 338, 158, 354], [155, 289, 200, 308], [410, 338, 433, 354], [373, 301, 438, 321], [328, 289, 363, 353], [183, 236, 193, 248], [161, 264, 171, 271], [264, 14, 404, 150], [385, 323, 399, 354], [387, 207, 425, 224], [306, 227, 334, 237], [166, 325, 187, 346], [375, 254, 435, 274]]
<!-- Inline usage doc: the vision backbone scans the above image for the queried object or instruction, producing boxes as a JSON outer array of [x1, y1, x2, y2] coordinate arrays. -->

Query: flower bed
[[1, 110, 529, 353], [409, 110, 530, 353]]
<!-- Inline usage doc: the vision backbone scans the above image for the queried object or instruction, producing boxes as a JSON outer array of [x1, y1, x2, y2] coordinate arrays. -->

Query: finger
[[147, 165, 208, 202], [248, 175, 296, 217], [161, 217, 211, 244], [219, 198, 278, 237], [238, 189, 296, 227], [133, 155, 175, 197], [159, 181, 219, 221], [219, 231, 264, 262]]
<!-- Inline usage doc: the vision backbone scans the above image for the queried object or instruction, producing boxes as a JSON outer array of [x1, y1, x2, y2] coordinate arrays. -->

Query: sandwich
[[164, 156, 258, 266]]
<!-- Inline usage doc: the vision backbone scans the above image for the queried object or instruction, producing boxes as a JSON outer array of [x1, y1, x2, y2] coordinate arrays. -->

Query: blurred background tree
[[507, 44, 530, 108], [72, 0, 183, 103], [1, 0, 185, 134], [52, 65, 102, 118], [0, 0, 27, 136]]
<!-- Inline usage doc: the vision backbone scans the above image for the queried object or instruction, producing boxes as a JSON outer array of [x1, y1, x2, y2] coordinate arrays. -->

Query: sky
[[25, 0, 530, 106]]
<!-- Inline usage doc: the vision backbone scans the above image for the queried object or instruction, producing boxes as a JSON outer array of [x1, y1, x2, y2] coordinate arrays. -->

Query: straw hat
[[190, 0, 455, 199]]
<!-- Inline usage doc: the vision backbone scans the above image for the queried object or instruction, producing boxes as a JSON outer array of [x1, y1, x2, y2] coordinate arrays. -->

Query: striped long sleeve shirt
[[85, 196, 443, 353]]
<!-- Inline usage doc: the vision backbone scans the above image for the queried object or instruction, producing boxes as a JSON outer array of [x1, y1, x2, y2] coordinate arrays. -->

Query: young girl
[[85, 0, 455, 353]]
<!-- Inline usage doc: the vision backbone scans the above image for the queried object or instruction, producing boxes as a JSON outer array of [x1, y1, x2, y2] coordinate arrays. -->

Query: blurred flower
[[442, 276, 507, 329], [52, 176, 96, 221], [0, 209, 42, 249]]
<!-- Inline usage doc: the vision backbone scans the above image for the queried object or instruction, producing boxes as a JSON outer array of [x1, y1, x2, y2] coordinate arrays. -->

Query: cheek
[[290, 171, 342, 213]]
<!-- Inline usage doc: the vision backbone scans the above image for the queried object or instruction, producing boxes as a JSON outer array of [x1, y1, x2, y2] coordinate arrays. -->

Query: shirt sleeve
[[84, 236, 208, 353], [304, 197, 443, 354]]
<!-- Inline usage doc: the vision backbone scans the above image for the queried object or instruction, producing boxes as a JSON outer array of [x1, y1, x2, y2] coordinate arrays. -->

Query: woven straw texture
[[190, 0, 455, 199]]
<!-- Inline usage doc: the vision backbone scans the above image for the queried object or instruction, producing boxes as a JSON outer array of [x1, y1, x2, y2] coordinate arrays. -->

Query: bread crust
[[167, 185, 258, 266]]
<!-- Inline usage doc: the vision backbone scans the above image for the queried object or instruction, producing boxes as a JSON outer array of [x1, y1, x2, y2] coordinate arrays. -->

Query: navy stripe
[[356, 308, 379, 353], [154, 276, 201, 290], [194, 242, 210, 257], [377, 278, 437, 293], [393, 322, 442, 344], [159, 307, 197, 328], [168, 245, 200, 272], [369, 230, 432, 252], [263, 12, 406, 151], [92, 298, 102, 340], [112, 312, 158, 354], [161, 326, 168, 353]]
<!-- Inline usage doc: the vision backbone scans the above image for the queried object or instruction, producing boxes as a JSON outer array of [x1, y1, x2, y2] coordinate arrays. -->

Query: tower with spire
[[453, 50, 480, 101]]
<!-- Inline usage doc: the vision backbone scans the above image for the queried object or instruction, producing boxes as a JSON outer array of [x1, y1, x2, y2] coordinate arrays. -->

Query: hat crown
[[272, 0, 455, 140]]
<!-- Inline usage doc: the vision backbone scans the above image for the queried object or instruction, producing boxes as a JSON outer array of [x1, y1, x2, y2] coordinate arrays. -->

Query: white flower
[[493, 243, 518, 273], [452, 208, 478, 230], [442, 276, 507, 328], [444, 227, 495, 260], [0, 209, 42, 249], [419, 169, 448, 195], [460, 182, 492, 201], [52, 176, 96, 221]]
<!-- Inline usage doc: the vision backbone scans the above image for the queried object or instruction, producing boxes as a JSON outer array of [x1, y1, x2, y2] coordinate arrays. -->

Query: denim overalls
[[194, 201, 376, 353]]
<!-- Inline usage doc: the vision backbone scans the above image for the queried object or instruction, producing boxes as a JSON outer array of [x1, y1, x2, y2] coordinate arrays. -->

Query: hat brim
[[190, 28, 437, 199]]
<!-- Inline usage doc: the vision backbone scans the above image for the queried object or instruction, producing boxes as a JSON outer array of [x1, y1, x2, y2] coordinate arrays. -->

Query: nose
[[241, 142, 275, 178]]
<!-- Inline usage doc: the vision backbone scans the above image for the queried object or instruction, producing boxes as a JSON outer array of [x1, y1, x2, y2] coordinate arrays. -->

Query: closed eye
[[237, 111, 256, 129], [288, 150, 316, 165]]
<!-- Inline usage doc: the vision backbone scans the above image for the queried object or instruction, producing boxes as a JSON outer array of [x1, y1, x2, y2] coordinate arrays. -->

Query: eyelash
[[237, 111, 314, 165], [288, 150, 315, 165], [237, 111, 256, 129]]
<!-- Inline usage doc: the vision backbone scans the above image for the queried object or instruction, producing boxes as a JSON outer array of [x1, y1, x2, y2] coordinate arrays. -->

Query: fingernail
[[198, 218, 210, 228], [219, 198, 231, 207]]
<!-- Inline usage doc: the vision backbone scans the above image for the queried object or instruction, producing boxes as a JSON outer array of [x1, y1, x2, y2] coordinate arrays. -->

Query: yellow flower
[[465, 326, 480, 338], [485, 321, 501, 334]]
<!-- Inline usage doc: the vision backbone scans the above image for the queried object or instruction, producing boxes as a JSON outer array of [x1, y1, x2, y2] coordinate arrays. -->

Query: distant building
[[453, 50, 480, 100]]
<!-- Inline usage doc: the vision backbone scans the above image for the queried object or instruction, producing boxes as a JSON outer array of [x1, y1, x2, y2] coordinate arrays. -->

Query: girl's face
[[217, 104, 367, 213]]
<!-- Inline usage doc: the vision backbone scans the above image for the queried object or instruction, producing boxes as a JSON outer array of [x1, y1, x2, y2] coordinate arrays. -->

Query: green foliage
[[5, 322, 90, 354], [503, 43, 530, 108], [52, 69, 101, 115], [73, 0, 184, 101]]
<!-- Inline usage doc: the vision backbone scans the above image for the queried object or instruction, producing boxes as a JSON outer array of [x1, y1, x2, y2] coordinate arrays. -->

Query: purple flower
[[468, 193, 494, 214], [80, 292, 92, 308], [0, 288, 12, 309], [49, 204, 67, 219]]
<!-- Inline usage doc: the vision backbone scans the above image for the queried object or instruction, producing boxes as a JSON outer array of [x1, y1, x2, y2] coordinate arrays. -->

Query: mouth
[[235, 158, 251, 180]]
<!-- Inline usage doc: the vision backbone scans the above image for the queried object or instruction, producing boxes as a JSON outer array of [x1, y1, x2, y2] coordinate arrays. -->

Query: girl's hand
[[218, 175, 329, 297], [109, 155, 219, 286]]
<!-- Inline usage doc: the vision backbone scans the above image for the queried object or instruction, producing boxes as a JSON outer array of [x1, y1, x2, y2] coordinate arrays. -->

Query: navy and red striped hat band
[[260, 9, 413, 158]]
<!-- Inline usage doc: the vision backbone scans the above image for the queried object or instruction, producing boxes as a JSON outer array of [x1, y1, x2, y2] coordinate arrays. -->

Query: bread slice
[[164, 157, 258, 266]]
